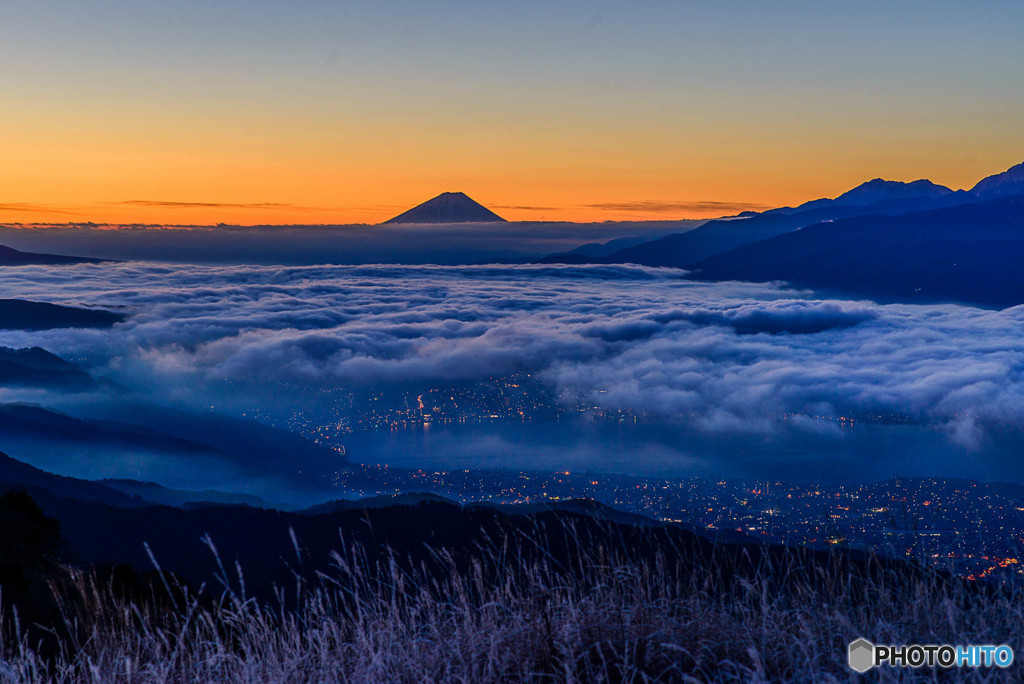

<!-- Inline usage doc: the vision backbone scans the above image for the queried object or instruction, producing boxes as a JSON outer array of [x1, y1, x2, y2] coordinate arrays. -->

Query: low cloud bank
[[0, 220, 703, 265], [1, 262, 1022, 479]]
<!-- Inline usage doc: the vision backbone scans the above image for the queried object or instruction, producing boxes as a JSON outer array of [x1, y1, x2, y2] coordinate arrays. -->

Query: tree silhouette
[[0, 490, 61, 593]]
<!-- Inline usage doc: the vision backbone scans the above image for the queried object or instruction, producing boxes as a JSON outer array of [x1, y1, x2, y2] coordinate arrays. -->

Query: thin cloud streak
[[491, 205, 561, 212], [0, 204, 79, 216], [584, 200, 771, 214], [118, 200, 304, 210]]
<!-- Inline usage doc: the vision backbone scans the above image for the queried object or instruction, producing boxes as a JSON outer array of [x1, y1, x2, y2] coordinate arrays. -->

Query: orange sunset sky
[[2, 1, 1022, 226]]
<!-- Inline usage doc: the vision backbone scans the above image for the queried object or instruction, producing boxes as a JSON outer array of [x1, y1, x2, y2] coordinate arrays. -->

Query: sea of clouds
[[2, 261, 1023, 481]]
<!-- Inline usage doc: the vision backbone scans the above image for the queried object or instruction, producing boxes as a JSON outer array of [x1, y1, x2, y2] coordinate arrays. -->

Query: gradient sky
[[2, 0, 1023, 225]]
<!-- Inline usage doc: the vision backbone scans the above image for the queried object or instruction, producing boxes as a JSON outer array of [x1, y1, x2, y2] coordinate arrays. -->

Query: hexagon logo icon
[[848, 638, 875, 673]]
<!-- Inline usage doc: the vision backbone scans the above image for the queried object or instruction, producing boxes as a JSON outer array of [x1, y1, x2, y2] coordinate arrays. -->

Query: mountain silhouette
[[0, 299, 124, 330], [382, 191, 507, 224], [798, 178, 953, 211], [0, 347, 105, 392], [0, 400, 345, 487], [541, 166, 1024, 269], [0, 451, 144, 507], [691, 195, 1024, 308], [971, 161, 1024, 199], [549, 191, 972, 268], [0, 244, 102, 266]]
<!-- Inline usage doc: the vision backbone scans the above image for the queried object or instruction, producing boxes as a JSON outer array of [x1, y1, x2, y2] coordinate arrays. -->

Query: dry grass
[[0, 523, 1020, 683]]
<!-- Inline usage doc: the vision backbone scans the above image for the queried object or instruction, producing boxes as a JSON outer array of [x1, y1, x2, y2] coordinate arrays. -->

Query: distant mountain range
[[99, 478, 271, 508], [694, 195, 1024, 308], [0, 299, 125, 330], [972, 161, 1024, 199], [0, 451, 146, 508], [0, 346, 345, 501], [540, 161, 1024, 308], [0, 401, 345, 490], [0, 244, 104, 266], [0, 346, 115, 392], [383, 191, 507, 224], [798, 177, 954, 210]]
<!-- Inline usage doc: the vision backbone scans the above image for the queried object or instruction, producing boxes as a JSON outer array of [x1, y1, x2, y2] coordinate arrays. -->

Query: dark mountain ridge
[[0, 402, 345, 493], [972, 161, 1024, 199], [0, 299, 125, 330], [553, 190, 976, 268], [0, 403, 222, 455], [99, 479, 272, 509], [0, 451, 145, 508], [0, 346, 343, 502], [0, 244, 104, 266], [794, 177, 953, 212], [0, 347, 75, 371], [0, 346, 111, 392], [543, 162, 1024, 272], [691, 195, 1024, 308], [0, 449, 940, 604]]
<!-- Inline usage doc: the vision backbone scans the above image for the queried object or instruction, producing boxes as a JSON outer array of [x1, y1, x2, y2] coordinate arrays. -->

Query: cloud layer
[[1, 261, 1023, 478]]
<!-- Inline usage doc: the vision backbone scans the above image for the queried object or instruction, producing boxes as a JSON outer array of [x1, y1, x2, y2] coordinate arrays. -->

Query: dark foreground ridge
[[0, 453, 1018, 681], [382, 191, 507, 224], [0, 450, 934, 598]]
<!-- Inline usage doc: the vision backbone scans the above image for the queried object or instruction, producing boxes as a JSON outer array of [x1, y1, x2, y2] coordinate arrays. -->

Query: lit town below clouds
[[331, 465, 1024, 584]]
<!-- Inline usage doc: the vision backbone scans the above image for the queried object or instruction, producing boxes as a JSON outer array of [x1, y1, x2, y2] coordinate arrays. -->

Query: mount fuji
[[382, 192, 507, 224]]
